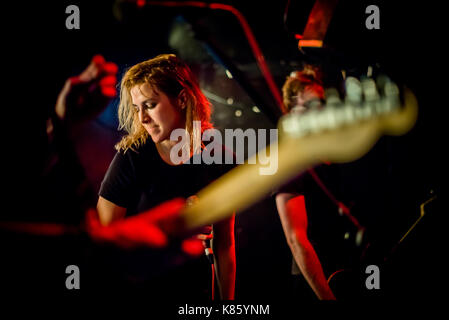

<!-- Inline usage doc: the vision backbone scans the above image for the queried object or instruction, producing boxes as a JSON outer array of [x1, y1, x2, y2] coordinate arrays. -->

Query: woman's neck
[[156, 138, 188, 166]]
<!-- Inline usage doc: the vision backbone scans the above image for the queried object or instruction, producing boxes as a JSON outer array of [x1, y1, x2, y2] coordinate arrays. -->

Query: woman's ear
[[178, 89, 187, 110]]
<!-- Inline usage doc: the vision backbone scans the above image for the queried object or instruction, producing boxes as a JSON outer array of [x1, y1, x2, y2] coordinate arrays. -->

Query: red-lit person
[[55, 54, 118, 124], [275, 65, 336, 300], [96, 54, 236, 300], [45, 54, 212, 291]]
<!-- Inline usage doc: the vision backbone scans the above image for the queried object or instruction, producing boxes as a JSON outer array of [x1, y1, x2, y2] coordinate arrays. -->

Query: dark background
[[1, 0, 445, 306]]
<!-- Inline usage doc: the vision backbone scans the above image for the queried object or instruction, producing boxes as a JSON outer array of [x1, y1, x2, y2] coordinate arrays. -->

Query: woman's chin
[[149, 132, 167, 144], [146, 128, 162, 143], [150, 135, 162, 143]]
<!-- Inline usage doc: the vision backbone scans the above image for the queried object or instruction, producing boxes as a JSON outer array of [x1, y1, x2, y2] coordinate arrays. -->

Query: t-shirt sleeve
[[215, 144, 238, 184], [272, 170, 309, 197], [98, 150, 138, 208]]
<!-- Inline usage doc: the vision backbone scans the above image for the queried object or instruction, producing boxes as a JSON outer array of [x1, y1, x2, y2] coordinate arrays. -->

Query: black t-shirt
[[100, 141, 235, 216], [97, 140, 235, 298]]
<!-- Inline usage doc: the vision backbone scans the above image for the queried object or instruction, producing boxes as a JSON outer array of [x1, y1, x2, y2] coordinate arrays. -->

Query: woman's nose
[[138, 108, 150, 124]]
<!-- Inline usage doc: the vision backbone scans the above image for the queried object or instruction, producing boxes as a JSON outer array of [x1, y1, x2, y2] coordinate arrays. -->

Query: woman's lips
[[147, 125, 159, 132]]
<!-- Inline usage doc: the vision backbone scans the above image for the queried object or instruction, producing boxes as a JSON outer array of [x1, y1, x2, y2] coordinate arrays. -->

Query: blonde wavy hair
[[116, 54, 213, 152]]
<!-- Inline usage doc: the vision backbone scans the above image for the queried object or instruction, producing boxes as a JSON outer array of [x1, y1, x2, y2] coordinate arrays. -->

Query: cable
[[308, 167, 364, 232], [135, 1, 287, 113], [210, 258, 215, 300], [200, 231, 216, 300]]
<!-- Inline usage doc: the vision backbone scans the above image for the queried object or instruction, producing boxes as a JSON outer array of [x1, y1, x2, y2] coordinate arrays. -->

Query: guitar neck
[[180, 139, 310, 229], [179, 87, 417, 231]]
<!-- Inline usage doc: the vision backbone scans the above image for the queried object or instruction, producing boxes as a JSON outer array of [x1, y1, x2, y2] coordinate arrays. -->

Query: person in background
[[275, 65, 336, 300]]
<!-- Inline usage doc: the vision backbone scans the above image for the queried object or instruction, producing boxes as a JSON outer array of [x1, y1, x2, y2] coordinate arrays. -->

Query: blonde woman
[[97, 54, 235, 299]]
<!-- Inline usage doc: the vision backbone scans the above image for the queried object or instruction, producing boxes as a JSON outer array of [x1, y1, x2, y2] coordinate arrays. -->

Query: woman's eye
[[134, 102, 156, 112]]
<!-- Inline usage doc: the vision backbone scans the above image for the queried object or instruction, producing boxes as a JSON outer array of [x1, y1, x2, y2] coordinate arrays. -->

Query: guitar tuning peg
[[345, 76, 362, 104], [370, 74, 400, 114], [304, 109, 321, 134], [343, 104, 357, 123], [374, 74, 400, 113], [324, 87, 342, 106], [383, 81, 399, 98], [320, 107, 341, 130], [382, 81, 400, 113], [375, 74, 390, 93], [361, 78, 379, 101], [280, 112, 311, 138]]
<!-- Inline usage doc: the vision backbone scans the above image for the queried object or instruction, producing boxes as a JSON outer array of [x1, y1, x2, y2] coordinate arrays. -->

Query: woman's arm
[[276, 192, 336, 300], [97, 196, 127, 226], [212, 215, 236, 300]]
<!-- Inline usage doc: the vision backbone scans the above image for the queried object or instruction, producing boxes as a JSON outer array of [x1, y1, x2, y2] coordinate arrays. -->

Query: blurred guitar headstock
[[278, 76, 418, 163]]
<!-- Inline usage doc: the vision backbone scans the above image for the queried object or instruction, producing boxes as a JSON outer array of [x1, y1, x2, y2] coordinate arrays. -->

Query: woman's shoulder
[[117, 139, 157, 159], [107, 141, 158, 177]]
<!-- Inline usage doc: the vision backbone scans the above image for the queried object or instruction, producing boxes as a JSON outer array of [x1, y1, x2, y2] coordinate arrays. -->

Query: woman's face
[[131, 82, 185, 144]]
